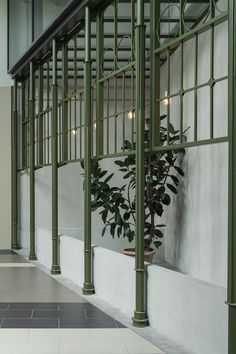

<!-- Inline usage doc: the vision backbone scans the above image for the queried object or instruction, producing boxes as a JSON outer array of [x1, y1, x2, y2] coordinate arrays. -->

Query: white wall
[[0, 0, 13, 249], [160, 18, 228, 287]]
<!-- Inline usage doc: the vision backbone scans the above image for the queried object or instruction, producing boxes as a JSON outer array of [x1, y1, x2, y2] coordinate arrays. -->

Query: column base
[[29, 253, 37, 261], [132, 311, 149, 327], [82, 282, 95, 295], [229, 305, 236, 354], [12, 245, 21, 250], [51, 265, 61, 275]]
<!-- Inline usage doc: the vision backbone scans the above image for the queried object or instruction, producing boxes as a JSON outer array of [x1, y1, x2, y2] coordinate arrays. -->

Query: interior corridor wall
[[162, 19, 228, 287], [0, 0, 13, 249], [19, 4, 228, 288]]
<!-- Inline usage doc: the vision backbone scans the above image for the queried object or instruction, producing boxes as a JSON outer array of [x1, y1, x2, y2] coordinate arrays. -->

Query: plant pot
[[123, 248, 155, 263]]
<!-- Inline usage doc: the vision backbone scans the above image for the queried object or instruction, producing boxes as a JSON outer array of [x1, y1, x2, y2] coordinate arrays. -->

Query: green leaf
[[99, 170, 108, 178], [154, 229, 164, 238], [167, 183, 177, 194], [102, 209, 108, 223], [124, 212, 131, 221], [153, 240, 162, 249], [160, 114, 167, 120], [110, 223, 116, 238], [115, 160, 125, 167], [102, 226, 106, 237], [104, 173, 114, 183], [162, 193, 171, 205], [174, 166, 184, 177], [170, 175, 179, 186]]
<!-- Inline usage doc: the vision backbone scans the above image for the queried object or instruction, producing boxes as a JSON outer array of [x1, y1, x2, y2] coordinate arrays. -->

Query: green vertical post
[[150, 0, 160, 147], [29, 62, 37, 260], [38, 64, 44, 166], [133, 0, 149, 328], [12, 81, 20, 250], [51, 39, 61, 275], [83, 5, 94, 295], [62, 41, 68, 162], [96, 10, 104, 156], [228, 1, 236, 352]]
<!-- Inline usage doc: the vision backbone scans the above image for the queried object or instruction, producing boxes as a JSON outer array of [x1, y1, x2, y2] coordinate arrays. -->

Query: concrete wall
[[35, 231, 228, 354], [0, 0, 12, 249], [161, 18, 228, 288]]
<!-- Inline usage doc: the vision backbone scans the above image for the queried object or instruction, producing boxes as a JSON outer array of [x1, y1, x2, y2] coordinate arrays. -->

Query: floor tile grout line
[[84, 309, 87, 319], [6, 303, 11, 310], [31, 310, 34, 319]]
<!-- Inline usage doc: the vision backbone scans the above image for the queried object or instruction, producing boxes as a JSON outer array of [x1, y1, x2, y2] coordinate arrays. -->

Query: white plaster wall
[[162, 18, 228, 287], [0, 0, 12, 249], [60, 236, 84, 287], [36, 228, 51, 269], [94, 247, 135, 316]]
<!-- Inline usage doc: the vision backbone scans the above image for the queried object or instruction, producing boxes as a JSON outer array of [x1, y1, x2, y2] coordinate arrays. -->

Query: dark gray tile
[[33, 310, 85, 319], [0, 310, 32, 318], [2, 318, 58, 328], [59, 302, 95, 310], [85, 309, 112, 319], [115, 320, 126, 328], [60, 317, 118, 328], [0, 319, 3, 328], [9, 302, 59, 310], [0, 250, 16, 255], [0, 303, 9, 310]]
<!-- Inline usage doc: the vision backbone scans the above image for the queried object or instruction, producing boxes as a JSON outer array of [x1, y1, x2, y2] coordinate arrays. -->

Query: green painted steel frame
[[12, 1, 236, 351], [29, 62, 37, 261], [228, 1, 236, 352], [11, 81, 20, 250], [83, 5, 95, 295], [51, 39, 61, 275]]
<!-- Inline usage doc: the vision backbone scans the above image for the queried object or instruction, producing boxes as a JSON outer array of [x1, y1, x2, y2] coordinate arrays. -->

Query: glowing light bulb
[[128, 111, 135, 120], [163, 91, 171, 106], [93, 122, 97, 129], [71, 129, 77, 135]]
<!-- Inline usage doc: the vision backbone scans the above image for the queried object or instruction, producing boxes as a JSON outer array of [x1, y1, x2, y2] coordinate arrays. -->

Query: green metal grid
[[12, 1, 236, 351]]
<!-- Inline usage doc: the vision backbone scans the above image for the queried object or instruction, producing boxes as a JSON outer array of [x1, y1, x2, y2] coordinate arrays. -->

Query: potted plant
[[82, 115, 187, 263]]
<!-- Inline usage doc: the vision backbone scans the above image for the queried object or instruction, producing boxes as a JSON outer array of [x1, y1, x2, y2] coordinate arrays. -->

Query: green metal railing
[[11, 0, 236, 351]]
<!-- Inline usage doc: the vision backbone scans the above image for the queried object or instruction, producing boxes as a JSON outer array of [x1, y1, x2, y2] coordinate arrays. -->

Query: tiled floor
[[0, 251, 164, 354]]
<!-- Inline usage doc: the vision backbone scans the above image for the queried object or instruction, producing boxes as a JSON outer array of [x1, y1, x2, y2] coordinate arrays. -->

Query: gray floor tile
[[9, 302, 59, 310], [0, 303, 9, 310], [0, 254, 28, 263], [0, 268, 84, 302], [0, 250, 16, 255], [85, 309, 112, 319], [0, 310, 32, 318], [33, 310, 85, 319], [60, 317, 118, 328], [59, 302, 95, 310], [2, 318, 58, 328]]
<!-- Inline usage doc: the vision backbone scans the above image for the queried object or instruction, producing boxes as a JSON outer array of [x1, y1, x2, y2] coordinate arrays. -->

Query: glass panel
[[8, 0, 32, 68], [34, 0, 71, 38]]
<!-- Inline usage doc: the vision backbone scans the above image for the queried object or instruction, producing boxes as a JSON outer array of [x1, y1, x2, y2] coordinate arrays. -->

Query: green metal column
[[51, 39, 61, 275], [29, 63, 37, 260], [11, 81, 20, 250], [96, 10, 104, 156], [228, 1, 236, 352], [133, 0, 149, 327], [150, 0, 160, 147], [62, 41, 68, 162], [83, 5, 95, 295]]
